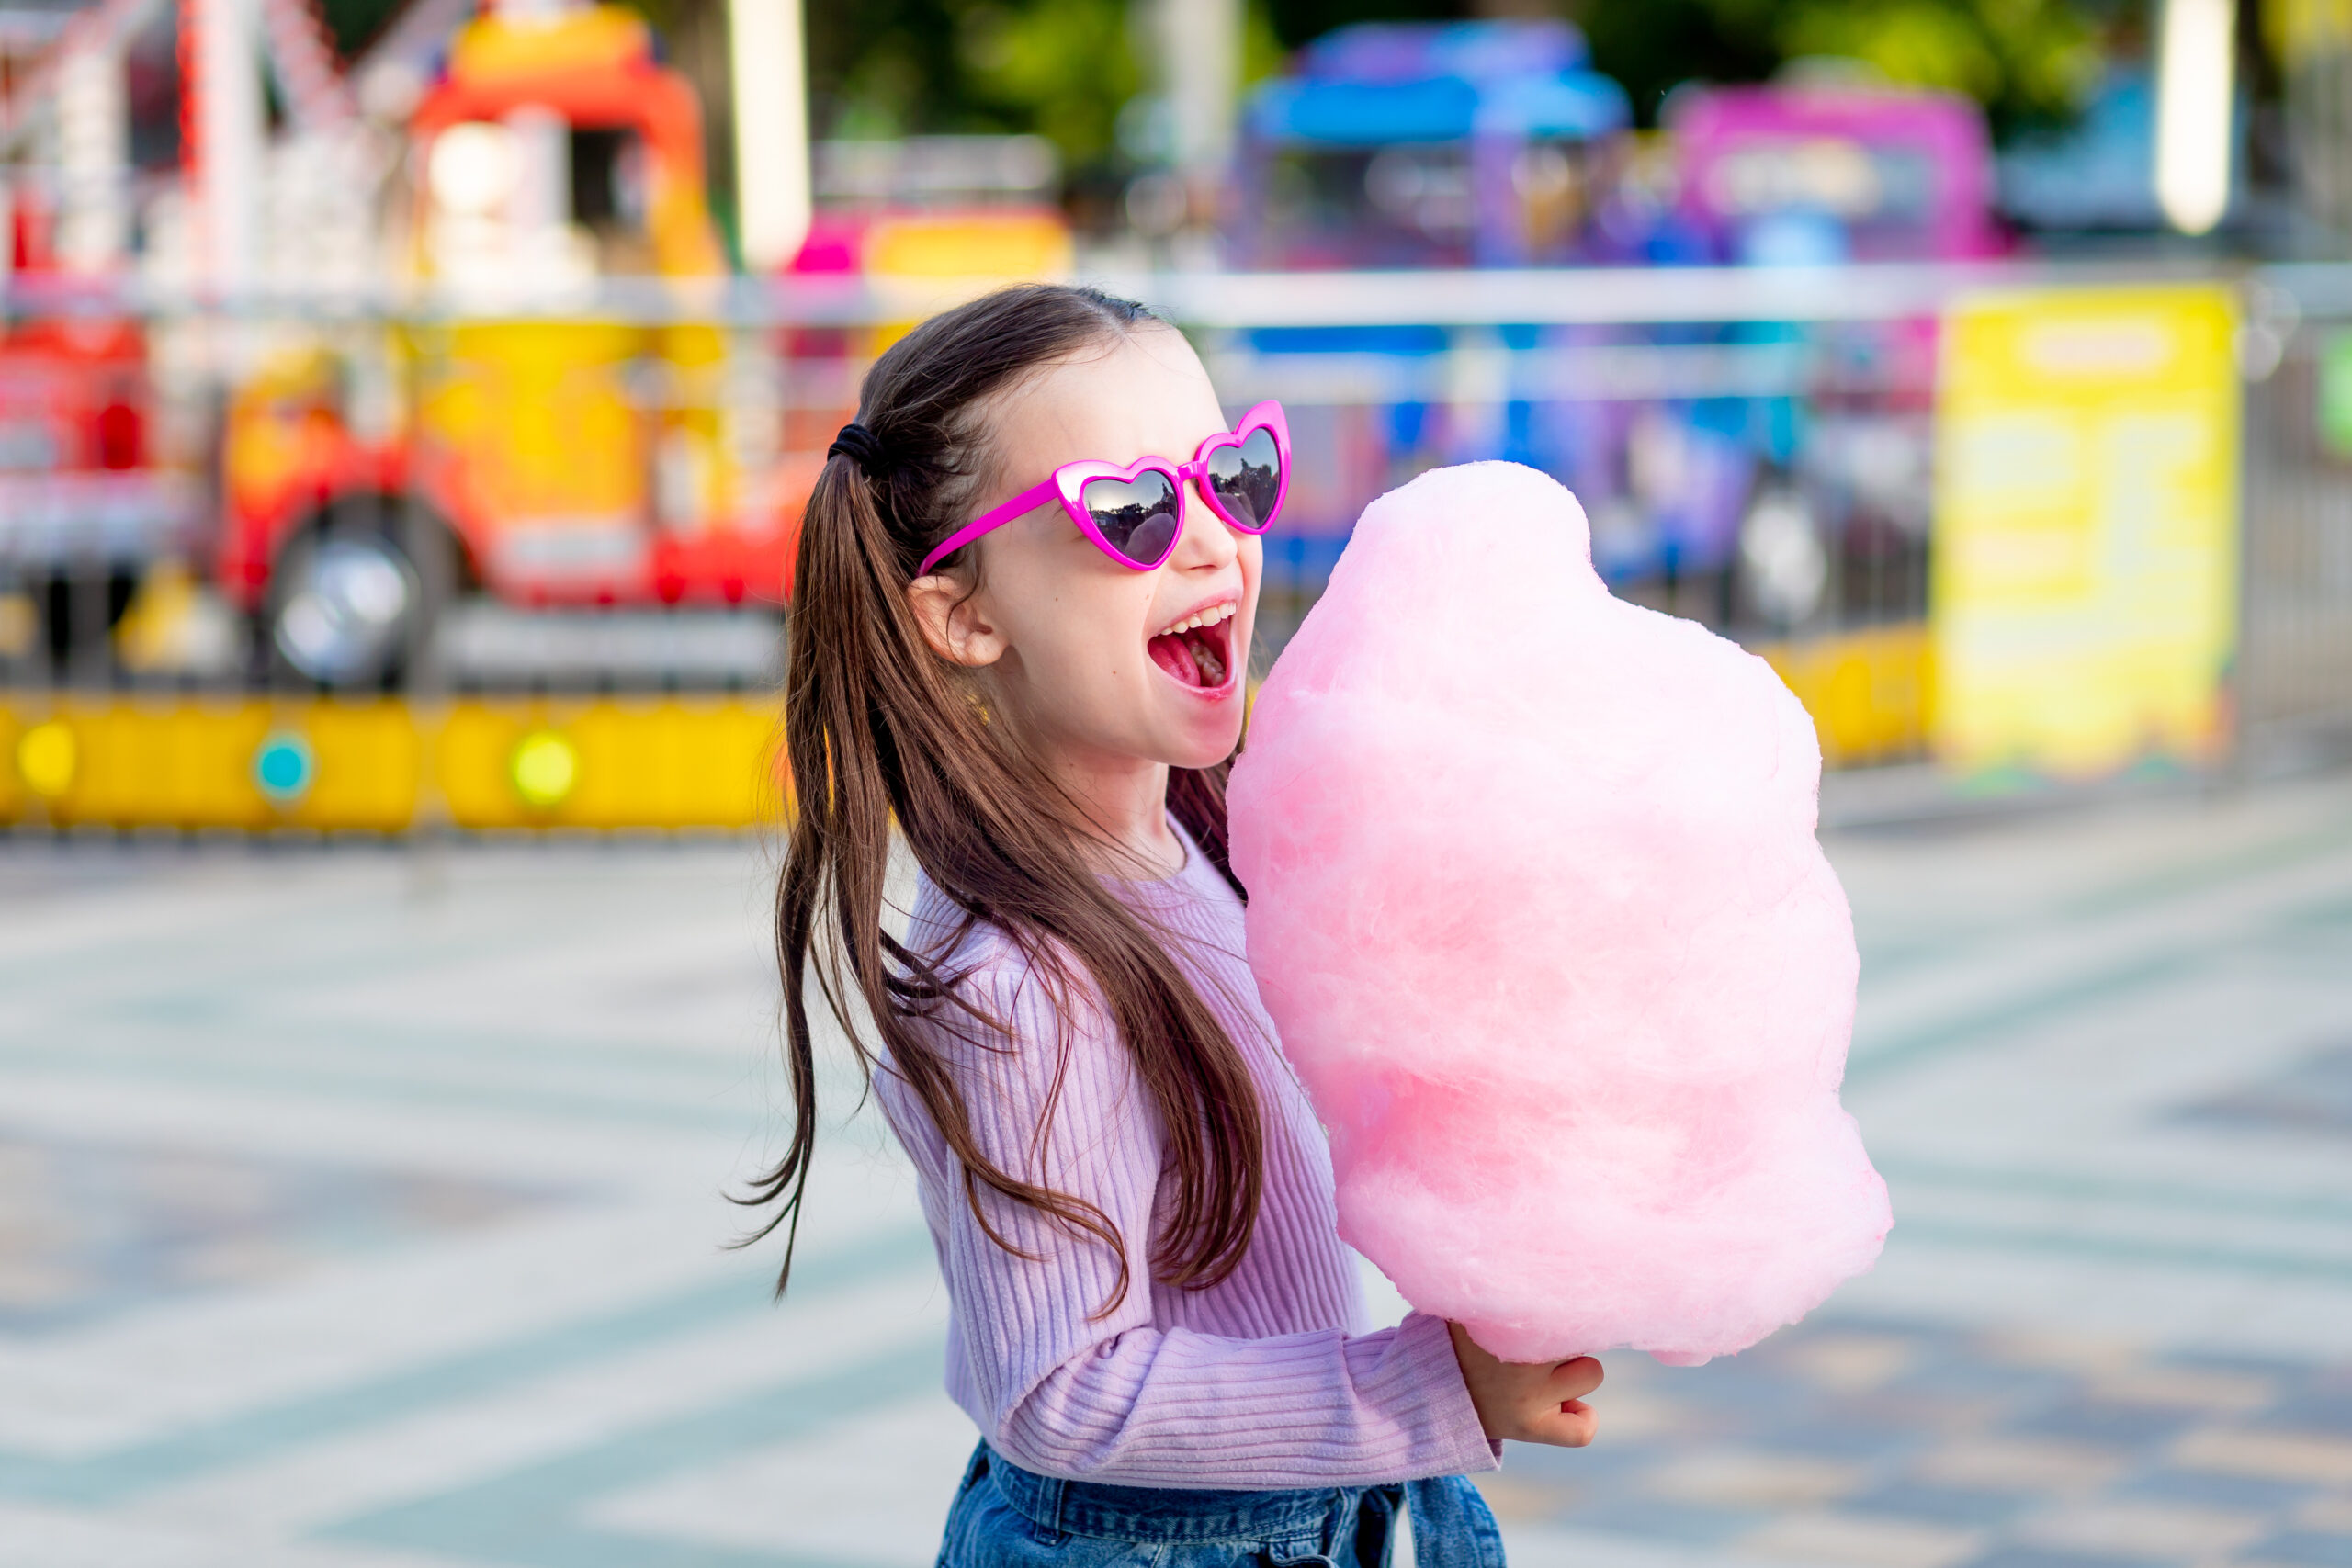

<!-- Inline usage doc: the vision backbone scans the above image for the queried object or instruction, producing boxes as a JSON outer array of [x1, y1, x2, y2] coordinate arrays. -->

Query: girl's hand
[[1447, 1322, 1602, 1447]]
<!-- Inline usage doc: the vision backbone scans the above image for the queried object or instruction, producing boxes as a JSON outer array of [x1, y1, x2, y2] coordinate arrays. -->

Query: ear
[[905, 575, 1008, 667]]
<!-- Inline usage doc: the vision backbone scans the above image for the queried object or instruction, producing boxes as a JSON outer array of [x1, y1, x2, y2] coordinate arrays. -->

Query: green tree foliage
[[1774, 0, 2103, 133], [1565, 0, 1780, 125], [1266, 0, 1469, 49], [956, 0, 1142, 156], [321, 0, 1146, 168], [1262, 0, 2106, 133], [805, 0, 971, 139], [315, 0, 2103, 174], [804, 0, 1142, 161], [808, 0, 1286, 167], [318, 0, 410, 60]]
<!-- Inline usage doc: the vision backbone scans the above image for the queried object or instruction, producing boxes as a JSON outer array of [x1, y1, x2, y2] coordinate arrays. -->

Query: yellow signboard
[[1931, 284, 2240, 778]]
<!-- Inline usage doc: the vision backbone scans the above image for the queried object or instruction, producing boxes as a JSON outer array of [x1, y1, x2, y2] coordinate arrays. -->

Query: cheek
[[984, 532, 1155, 665], [1005, 586, 1157, 696]]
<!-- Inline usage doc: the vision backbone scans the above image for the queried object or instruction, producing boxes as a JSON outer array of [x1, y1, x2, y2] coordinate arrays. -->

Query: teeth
[[1155, 603, 1236, 639]]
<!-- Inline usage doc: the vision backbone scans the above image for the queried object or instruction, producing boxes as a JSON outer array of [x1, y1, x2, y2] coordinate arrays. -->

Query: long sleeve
[[880, 950, 1498, 1489]]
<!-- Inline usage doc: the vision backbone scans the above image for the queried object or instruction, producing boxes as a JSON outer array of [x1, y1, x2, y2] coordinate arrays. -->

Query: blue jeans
[[938, 1443, 1508, 1568]]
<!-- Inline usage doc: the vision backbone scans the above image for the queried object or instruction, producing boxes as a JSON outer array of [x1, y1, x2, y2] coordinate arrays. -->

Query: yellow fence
[[2, 694, 786, 831]]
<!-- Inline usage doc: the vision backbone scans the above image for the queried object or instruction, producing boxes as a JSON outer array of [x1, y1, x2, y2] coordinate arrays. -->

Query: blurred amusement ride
[[0, 0, 2346, 833]]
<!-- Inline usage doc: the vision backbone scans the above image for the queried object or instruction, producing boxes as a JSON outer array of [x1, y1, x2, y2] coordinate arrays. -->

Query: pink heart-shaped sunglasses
[[917, 401, 1289, 576]]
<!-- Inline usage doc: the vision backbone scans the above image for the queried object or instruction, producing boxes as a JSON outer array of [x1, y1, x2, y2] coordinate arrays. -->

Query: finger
[[1546, 1356, 1604, 1400], [1522, 1400, 1598, 1448]]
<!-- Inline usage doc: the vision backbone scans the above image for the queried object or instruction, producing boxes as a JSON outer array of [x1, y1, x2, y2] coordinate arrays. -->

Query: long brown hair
[[736, 284, 1262, 1309]]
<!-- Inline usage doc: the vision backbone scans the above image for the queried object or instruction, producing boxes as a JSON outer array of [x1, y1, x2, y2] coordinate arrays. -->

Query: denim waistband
[[982, 1444, 1368, 1543], [973, 1444, 1508, 1568]]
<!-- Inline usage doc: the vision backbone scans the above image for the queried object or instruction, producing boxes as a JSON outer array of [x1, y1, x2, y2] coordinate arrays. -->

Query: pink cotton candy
[[1227, 462, 1890, 1367]]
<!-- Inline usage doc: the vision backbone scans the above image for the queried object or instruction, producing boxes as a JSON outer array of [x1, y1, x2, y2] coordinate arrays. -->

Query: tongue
[[1148, 632, 1203, 686]]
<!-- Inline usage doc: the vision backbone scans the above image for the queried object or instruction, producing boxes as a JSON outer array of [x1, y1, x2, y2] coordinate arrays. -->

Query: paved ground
[[2, 774, 2349, 1568]]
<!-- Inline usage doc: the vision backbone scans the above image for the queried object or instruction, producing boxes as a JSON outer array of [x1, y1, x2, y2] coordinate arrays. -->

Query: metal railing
[[2230, 273, 2352, 770]]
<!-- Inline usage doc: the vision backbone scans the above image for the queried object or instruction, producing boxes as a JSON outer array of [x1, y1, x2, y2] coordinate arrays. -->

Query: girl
[[744, 284, 1602, 1568]]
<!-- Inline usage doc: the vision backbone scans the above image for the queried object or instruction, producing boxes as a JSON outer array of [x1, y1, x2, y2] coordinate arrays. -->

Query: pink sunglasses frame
[[916, 400, 1290, 577]]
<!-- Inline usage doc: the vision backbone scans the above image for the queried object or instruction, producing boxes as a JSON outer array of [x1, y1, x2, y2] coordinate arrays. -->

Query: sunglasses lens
[[1080, 469, 1181, 566], [1205, 427, 1283, 531]]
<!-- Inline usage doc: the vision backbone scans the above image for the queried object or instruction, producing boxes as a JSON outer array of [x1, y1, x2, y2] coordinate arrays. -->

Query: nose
[[1167, 475, 1238, 573]]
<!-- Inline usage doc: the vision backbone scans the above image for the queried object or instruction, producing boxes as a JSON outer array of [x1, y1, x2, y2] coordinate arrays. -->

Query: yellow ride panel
[[435, 697, 784, 829], [3, 694, 784, 832], [1759, 623, 1933, 769]]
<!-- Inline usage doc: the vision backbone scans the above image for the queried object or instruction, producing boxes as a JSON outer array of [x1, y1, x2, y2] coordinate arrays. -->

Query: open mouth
[[1147, 601, 1237, 691]]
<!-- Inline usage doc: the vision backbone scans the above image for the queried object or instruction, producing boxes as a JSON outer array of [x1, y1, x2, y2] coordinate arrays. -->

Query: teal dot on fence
[[254, 733, 316, 805]]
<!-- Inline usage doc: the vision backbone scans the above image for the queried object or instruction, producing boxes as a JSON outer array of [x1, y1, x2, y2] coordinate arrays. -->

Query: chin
[[1161, 705, 1248, 772]]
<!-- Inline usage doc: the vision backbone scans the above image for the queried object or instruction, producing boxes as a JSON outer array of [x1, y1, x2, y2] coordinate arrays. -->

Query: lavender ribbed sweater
[[872, 826, 1498, 1490]]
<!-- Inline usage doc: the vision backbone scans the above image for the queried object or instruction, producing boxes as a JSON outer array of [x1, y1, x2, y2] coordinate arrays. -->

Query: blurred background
[[2, 0, 2350, 1564]]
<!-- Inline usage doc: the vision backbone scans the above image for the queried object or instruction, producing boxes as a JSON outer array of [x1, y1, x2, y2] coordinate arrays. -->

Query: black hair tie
[[828, 422, 892, 479]]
